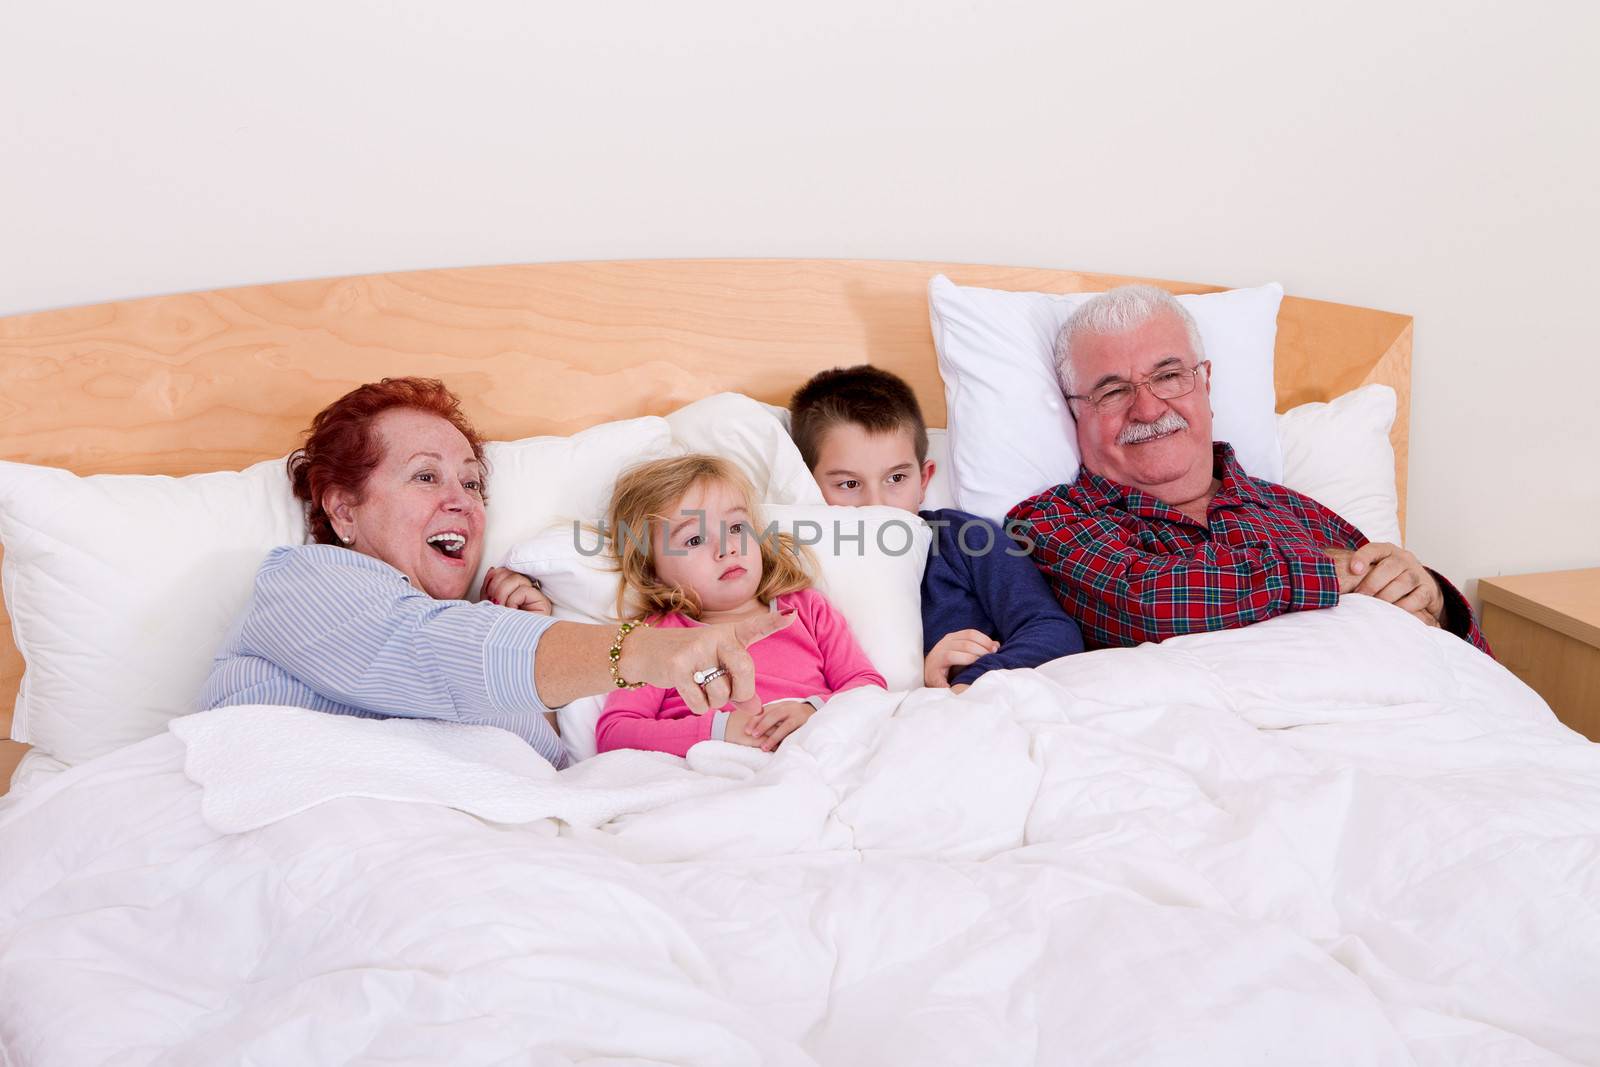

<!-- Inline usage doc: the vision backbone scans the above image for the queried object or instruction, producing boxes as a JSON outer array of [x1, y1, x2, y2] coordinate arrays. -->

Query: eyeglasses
[[1066, 361, 1210, 416]]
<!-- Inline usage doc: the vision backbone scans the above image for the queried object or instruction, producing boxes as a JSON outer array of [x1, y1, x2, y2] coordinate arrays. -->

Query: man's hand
[[481, 567, 553, 614], [740, 700, 816, 752], [1324, 543, 1444, 623], [1321, 546, 1362, 594], [923, 629, 999, 688], [1407, 607, 1442, 628]]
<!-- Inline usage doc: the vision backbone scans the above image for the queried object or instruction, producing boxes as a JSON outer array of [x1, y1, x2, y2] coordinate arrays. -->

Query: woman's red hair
[[288, 377, 488, 544]]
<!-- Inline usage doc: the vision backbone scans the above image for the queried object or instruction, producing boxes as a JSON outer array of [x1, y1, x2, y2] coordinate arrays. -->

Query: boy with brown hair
[[790, 365, 1083, 692]]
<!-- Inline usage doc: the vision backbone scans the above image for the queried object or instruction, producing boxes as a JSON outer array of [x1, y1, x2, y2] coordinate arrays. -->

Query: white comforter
[[3, 596, 1598, 1066]]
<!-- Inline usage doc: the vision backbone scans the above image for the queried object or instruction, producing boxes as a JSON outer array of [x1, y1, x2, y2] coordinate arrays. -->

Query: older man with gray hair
[[1007, 285, 1490, 652]]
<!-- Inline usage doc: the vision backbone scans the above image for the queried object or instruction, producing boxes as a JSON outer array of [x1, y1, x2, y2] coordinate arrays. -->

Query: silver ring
[[692, 665, 728, 687]]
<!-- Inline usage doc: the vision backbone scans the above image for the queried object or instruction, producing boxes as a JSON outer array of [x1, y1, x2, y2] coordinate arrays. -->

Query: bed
[[1, 260, 1596, 1066]]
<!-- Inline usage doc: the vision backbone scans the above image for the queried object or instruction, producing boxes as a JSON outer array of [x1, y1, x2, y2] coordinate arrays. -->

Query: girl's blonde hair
[[607, 454, 812, 621]]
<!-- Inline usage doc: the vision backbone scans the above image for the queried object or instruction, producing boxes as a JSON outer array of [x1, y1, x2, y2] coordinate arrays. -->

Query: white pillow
[[507, 504, 929, 759], [1278, 384, 1402, 545], [555, 695, 610, 764], [0, 458, 306, 765], [759, 401, 792, 430], [504, 526, 628, 624], [765, 504, 929, 694], [923, 428, 957, 512], [478, 416, 675, 597], [667, 393, 824, 506], [928, 275, 1285, 521]]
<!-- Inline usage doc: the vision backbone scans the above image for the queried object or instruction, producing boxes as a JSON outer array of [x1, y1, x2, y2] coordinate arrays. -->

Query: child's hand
[[481, 567, 553, 615], [740, 700, 816, 752], [923, 629, 999, 688], [723, 708, 766, 748]]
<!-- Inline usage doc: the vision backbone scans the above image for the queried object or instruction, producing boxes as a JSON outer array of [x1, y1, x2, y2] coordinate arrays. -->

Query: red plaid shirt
[[1007, 442, 1491, 654]]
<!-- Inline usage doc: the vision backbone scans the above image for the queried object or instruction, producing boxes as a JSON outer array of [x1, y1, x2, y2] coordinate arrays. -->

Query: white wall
[[3, 0, 1596, 598]]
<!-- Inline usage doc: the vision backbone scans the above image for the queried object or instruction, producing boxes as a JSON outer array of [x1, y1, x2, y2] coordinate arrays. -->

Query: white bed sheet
[[2, 596, 1597, 1066]]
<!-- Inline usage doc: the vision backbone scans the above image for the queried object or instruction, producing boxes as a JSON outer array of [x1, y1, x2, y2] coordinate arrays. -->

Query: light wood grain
[[0, 557, 22, 785], [1479, 568, 1600, 650], [0, 259, 1413, 793], [0, 707, 22, 791], [1481, 602, 1600, 741], [0, 260, 1408, 474], [0, 743, 24, 789]]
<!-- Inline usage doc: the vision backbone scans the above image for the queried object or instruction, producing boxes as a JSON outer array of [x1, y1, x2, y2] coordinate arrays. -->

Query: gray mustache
[[1117, 410, 1189, 446]]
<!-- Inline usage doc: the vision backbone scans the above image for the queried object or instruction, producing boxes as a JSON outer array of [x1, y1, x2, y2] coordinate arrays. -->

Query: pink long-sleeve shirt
[[596, 587, 886, 757]]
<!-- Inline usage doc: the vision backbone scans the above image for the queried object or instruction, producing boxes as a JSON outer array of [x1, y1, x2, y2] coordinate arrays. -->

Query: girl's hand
[[742, 700, 815, 752], [722, 708, 765, 748], [481, 567, 553, 615], [923, 629, 998, 688]]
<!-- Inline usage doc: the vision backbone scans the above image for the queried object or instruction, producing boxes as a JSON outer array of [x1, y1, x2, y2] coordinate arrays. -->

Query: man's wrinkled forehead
[[1069, 312, 1198, 386]]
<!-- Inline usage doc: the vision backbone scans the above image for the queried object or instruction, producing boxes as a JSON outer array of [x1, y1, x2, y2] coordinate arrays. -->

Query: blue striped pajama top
[[199, 543, 569, 769]]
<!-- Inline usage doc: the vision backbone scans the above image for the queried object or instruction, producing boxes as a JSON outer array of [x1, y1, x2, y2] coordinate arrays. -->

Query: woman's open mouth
[[426, 531, 468, 563]]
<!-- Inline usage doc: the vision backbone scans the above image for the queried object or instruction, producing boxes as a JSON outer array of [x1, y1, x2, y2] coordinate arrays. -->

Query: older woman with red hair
[[200, 377, 784, 768]]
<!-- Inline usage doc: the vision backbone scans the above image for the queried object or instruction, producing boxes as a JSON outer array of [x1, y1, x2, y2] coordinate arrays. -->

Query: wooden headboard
[[0, 259, 1413, 788]]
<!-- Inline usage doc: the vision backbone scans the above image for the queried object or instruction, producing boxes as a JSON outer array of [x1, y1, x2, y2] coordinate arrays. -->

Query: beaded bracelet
[[609, 619, 650, 689]]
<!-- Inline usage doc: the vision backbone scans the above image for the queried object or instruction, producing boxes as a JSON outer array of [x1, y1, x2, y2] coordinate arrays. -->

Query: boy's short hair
[[789, 365, 929, 470]]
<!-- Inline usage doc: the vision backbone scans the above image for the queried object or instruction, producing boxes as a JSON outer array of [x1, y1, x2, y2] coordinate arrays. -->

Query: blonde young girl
[[596, 454, 885, 755]]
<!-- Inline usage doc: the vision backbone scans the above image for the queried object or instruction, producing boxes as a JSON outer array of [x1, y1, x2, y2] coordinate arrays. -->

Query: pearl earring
[[341, 533, 353, 545]]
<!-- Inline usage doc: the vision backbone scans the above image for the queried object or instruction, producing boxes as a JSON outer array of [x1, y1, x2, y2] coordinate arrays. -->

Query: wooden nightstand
[[1479, 568, 1600, 741]]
